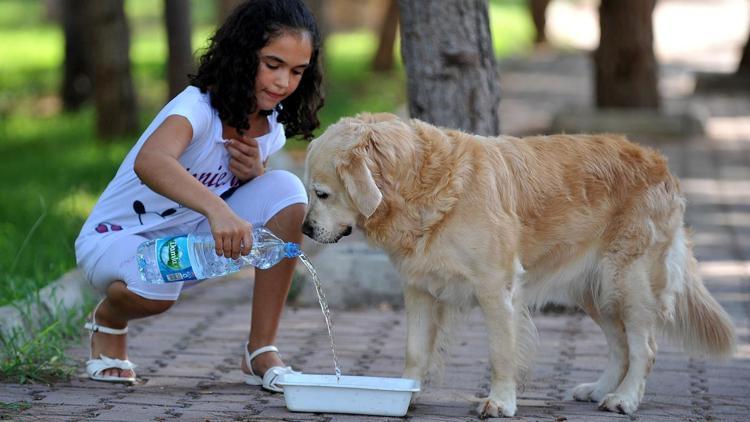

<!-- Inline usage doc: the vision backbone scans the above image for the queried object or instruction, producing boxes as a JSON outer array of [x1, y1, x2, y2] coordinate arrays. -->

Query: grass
[[0, 291, 94, 384], [0, 0, 533, 384], [1, 322, 76, 384], [0, 400, 32, 420], [489, 0, 535, 56]]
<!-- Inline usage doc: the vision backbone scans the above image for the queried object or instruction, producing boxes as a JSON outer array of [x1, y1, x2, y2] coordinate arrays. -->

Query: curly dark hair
[[189, 0, 324, 140]]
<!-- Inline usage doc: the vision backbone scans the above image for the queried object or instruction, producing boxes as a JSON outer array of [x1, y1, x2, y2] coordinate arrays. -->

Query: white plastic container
[[278, 374, 420, 417]]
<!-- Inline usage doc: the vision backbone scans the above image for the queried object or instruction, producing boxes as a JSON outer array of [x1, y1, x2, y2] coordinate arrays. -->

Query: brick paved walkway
[[3, 17, 750, 422]]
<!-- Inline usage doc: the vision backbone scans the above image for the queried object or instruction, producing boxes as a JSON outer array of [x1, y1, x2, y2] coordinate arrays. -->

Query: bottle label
[[156, 236, 197, 283]]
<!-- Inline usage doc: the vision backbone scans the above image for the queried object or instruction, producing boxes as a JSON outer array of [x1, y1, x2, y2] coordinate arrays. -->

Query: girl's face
[[255, 31, 313, 112]]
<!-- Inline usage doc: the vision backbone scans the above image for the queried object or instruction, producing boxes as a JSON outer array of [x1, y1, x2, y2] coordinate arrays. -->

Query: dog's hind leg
[[403, 284, 438, 387], [572, 311, 629, 402], [597, 262, 657, 415], [424, 300, 461, 384]]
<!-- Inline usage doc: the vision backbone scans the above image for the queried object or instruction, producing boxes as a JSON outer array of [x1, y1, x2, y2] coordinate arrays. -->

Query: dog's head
[[302, 113, 408, 243]]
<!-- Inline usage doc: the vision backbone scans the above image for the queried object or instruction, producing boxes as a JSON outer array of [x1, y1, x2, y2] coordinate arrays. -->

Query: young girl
[[74, 0, 323, 392]]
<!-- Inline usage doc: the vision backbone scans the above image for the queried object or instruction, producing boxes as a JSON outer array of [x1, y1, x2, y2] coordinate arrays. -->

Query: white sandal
[[243, 343, 299, 393], [84, 299, 136, 384]]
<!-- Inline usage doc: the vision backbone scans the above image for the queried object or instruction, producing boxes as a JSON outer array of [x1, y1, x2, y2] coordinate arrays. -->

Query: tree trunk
[[44, 0, 63, 22], [372, 0, 399, 72], [165, 0, 194, 101], [87, 0, 139, 139], [304, 0, 329, 41], [529, 0, 550, 45], [399, 0, 501, 136], [61, 0, 93, 111], [217, 0, 243, 24], [737, 29, 750, 75], [594, 0, 659, 109]]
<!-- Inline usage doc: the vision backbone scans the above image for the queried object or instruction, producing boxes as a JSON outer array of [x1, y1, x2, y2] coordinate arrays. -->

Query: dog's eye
[[315, 190, 329, 199]]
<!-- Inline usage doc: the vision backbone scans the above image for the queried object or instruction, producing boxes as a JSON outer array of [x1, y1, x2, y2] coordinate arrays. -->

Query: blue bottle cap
[[285, 242, 302, 258]]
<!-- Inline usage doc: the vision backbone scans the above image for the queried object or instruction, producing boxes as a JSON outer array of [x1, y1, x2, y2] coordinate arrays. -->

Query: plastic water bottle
[[136, 226, 302, 284]]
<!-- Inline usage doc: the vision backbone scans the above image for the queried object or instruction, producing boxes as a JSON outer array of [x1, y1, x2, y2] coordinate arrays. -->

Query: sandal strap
[[87, 354, 136, 375], [245, 343, 281, 376], [248, 344, 280, 362], [263, 366, 295, 391], [84, 298, 128, 335], [84, 321, 128, 335]]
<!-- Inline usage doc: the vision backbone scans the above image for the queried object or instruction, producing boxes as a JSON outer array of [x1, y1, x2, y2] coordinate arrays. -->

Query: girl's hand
[[206, 205, 253, 259], [226, 137, 264, 183]]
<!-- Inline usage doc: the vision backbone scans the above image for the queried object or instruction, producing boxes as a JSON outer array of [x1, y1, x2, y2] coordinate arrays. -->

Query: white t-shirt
[[75, 86, 286, 275]]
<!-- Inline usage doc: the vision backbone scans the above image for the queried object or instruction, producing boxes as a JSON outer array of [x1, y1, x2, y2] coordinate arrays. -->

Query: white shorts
[[86, 170, 308, 301]]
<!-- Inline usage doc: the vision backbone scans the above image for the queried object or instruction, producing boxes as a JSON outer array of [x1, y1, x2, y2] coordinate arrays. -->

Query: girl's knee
[[141, 298, 176, 316], [273, 202, 306, 222], [226, 169, 308, 226], [262, 170, 307, 197], [266, 203, 306, 239], [262, 171, 307, 220], [106, 281, 176, 316]]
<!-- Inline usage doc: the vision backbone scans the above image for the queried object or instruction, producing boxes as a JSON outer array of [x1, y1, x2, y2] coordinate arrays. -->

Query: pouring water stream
[[298, 253, 342, 380]]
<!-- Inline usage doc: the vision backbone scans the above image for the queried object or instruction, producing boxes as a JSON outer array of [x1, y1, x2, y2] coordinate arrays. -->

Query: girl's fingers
[[213, 234, 223, 256], [230, 234, 242, 259], [227, 140, 258, 157], [229, 160, 250, 175], [227, 145, 256, 161], [229, 163, 253, 181], [241, 227, 253, 256], [222, 233, 233, 258], [226, 144, 241, 159]]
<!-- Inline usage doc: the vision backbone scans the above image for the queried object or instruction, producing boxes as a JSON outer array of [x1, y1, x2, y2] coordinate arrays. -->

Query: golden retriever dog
[[301, 113, 735, 417]]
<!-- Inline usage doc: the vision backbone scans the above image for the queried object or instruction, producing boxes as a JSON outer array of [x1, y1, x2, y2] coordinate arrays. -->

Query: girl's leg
[[201, 170, 307, 376], [91, 282, 175, 378], [86, 235, 184, 378], [244, 202, 305, 375]]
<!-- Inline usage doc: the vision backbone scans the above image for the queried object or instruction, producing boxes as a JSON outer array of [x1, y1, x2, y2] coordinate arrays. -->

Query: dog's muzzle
[[301, 220, 314, 238]]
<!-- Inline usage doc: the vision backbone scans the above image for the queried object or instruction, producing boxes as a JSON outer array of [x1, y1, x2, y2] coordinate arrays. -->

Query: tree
[[43, 0, 62, 22], [694, 11, 749, 92], [304, 0, 329, 41], [529, 0, 550, 46], [372, 0, 399, 72], [61, 0, 93, 111], [165, 0, 194, 101], [217, 0, 243, 24], [86, 1, 139, 139], [737, 30, 750, 76], [398, 0, 501, 136], [594, 0, 659, 109]]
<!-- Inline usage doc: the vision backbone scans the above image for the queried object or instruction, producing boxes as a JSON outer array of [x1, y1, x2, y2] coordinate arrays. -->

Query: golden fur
[[302, 113, 736, 417]]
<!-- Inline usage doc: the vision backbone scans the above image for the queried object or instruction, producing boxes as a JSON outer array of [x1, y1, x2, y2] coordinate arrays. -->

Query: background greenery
[[0, 0, 532, 309]]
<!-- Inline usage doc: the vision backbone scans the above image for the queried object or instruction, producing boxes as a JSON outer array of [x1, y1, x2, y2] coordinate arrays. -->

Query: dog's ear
[[336, 147, 382, 218]]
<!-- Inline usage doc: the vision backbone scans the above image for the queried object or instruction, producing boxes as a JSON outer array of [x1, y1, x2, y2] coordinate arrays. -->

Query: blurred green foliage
[[0, 0, 532, 306]]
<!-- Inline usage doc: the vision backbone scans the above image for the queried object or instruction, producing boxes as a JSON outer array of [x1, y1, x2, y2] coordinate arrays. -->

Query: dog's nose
[[342, 226, 352, 237], [301, 220, 314, 238]]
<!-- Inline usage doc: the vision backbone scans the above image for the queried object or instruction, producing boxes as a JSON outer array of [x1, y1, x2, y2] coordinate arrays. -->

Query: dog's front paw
[[477, 397, 516, 418], [598, 393, 639, 415], [572, 382, 606, 402]]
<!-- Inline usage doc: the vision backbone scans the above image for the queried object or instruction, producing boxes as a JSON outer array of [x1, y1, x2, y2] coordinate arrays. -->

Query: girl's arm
[[134, 115, 252, 259]]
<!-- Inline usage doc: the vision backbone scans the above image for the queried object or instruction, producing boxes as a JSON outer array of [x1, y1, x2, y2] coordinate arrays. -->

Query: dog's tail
[[661, 228, 736, 358]]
